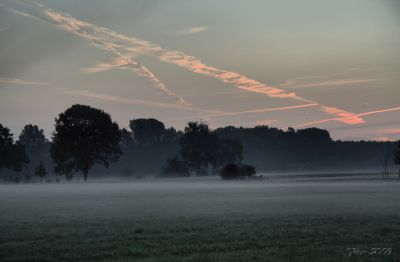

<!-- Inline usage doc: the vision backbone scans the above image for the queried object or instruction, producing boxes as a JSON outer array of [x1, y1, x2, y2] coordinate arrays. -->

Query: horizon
[[1, 0, 399, 141]]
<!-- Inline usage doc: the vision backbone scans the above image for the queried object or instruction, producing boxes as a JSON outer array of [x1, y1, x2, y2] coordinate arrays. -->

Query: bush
[[241, 164, 256, 176], [219, 163, 257, 180]]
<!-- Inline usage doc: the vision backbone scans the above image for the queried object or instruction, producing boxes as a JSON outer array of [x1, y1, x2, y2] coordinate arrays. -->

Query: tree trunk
[[83, 170, 88, 182]]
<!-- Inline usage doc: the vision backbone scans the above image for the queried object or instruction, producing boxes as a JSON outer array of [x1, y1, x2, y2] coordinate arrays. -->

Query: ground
[[1, 174, 400, 261]]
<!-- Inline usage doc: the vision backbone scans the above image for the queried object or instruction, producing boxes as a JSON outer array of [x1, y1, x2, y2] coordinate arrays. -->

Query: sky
[[0, 0, 399, 141]]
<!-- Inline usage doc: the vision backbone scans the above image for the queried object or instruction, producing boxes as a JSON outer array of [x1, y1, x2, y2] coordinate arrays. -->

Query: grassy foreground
[[1, 176, 400, 262]]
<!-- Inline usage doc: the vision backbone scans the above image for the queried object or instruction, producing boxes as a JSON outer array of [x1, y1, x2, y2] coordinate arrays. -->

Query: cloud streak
[[295, 106, 400, 127], [65, 89, 227, 115], [11, 2, 370, 125], [38, 8, 191, 106], [0, 77, 50, 86], [285, 79, 382, 88], [174, 26, 208, 35], [66, 89, 190, 110]]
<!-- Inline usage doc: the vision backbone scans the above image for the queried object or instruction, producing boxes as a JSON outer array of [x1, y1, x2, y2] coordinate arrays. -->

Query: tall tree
[[210, 138, 243, 173], [18, 124, 50, 177], [395, 140, 400, 179], [179, 122, 219, 175], [35, 161, 48, 183], [18, 124, 47, 146], [51, 105, 122, 182], [129, 118, 166, 144], [0, 123, 29, 171]]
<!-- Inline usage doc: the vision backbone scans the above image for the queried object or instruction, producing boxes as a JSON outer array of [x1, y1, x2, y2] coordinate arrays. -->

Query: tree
[[161, 157, 190, 177], [35, 161, 48, 183], [18, 124, 47, 146], [395, 140, 400, 179], [18, 124, 50, 178], [211, 138, 243, 173], [51, 105, 122, 182], [129, 118, 166, 144], [179, 121, 219, 175], [0, 123, 29, 171]]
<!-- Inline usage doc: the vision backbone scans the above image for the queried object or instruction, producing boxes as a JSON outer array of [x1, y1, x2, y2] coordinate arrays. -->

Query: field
[[1, 175, 400, 262]]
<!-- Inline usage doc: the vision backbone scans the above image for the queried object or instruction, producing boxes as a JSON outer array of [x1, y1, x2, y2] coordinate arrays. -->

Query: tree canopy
[[18, 124, 47, 147], [129, 118, 166, 144], [395, 140, 400, 178], [0, 123, 29, 172], [51, 104, 122, 181], [178, 122, 243, 175]]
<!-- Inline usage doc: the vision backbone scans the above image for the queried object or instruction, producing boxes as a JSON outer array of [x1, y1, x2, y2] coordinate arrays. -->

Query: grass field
[[1, 175, 400, 261]]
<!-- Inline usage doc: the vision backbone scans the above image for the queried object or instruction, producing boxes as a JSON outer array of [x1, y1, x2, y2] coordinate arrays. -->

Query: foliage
[[395, 140, 400, 178], [129, 118, 166, 144], [161, 157, 190, 177], [18, 124, 47, 147], [51, 104, 122, 181], [178, 122, 243, 175], [219, 163, 257, 179], [179, 121, 219, 175], [0, 123, 29, 171], [35, 161, 48, 182]]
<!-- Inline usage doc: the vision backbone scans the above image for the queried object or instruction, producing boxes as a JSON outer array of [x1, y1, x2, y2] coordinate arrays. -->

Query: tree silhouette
[[179, 122, 219, 175], [161, 156, 190, 177], [211, 138, 243, 173], [18, 124, 47, 146], [395, 140, 400, 179], [129, 118, 166, 144], [35, 161, 48, 183], [51, 105, 122, 182], [0, 123, 29, 171]]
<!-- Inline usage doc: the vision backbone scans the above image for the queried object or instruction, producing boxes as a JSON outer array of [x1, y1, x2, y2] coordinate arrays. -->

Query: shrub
[[219, 163, 257, 180], [241, 164, 256, 176]]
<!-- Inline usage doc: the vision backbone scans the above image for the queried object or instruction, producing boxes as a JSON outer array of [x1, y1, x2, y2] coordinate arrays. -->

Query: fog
[[2, 176, 400, 220]]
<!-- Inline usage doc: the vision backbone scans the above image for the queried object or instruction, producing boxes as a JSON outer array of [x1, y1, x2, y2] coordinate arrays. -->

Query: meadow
[[1, 175, 400, 262]]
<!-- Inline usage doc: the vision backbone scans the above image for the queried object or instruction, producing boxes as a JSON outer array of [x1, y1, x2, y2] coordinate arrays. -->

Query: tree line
[[1, 104, 399, 182]]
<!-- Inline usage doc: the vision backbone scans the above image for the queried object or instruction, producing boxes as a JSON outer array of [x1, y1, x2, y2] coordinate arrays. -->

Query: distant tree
[[35, 161, 48, 183], [395, 140, 400, 179], [0, 123, 29, 171], [51, 105, 122, 182], [382, 149, 391, 179], [179, 122, 219, 175], [129, 118, 166, 144], [161, 157, 190, 177], [211, 138, 243, 173], [18, 124, 47, 146]]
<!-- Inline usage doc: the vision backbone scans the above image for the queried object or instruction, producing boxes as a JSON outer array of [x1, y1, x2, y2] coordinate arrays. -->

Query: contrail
[[66, 89, 224, 114], [12, 2, 190, 106], [164, 103, 318, 121], [12, 1, 366, 124], [294, 106, 400, 128]]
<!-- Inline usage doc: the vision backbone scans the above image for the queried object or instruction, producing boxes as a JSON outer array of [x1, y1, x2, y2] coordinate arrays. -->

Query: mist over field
[[1, 176, 400, 261], [1, 0, 400, 261]]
